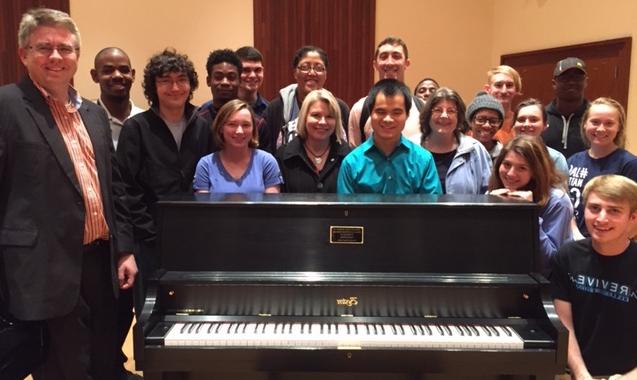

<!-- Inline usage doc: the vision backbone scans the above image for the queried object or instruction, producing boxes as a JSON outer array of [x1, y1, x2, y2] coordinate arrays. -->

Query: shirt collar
[[363, 134, 409, 155], [31, 75, 82, 109], [96, 97, 137, 124]]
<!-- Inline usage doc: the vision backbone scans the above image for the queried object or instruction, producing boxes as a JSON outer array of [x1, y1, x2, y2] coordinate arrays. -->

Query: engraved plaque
[[330, 226, 364, 244]]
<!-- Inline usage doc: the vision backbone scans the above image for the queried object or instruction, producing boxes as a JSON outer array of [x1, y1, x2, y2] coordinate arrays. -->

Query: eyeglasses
[[474, 117, 502, 126], [28, 43, 78, 56], [156, 77, 190, 87], [297, 63, 326, 74], [432, 107, 458, 116]]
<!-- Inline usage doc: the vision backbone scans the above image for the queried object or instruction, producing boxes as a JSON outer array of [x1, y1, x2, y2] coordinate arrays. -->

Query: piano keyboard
[[164, 321, 524, 349]]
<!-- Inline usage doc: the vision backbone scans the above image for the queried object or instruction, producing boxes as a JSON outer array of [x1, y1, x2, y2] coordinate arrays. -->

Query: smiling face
[[239, 60, 264, 93], [585, 192, 637, 248], [305, 100, 336, 144], [485, 73, 518, 109], [373, 43, 410, 81], [222, 108, 254, 149], [583, 104, 620, 149], [19, 25, 79, 96], [293, 51, 327, 99], [553, 69, 587, 102], [513, 104, 545, 137], [470, 109, 502, 145], [208, 62, 240, 107], [156, 71, 191, 111], [91, 49, 135, 101], [429, 99, 459, 138], [370, 93, 407, 145], [498, 151, 532, 191], [415, 79, 437, 101]]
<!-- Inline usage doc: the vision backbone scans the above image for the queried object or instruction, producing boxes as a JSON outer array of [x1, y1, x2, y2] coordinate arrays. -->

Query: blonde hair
[[212, 99, 259, 149], [580, 97, 627, 148], [583, 174, 637, 213], [487, 65, 522, 93], [296, 89, 344, 144], [18, 8, 81, 49]]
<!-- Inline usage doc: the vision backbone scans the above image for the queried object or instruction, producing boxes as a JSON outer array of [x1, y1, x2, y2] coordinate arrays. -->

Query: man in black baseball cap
[[542, 57, 589, 158]]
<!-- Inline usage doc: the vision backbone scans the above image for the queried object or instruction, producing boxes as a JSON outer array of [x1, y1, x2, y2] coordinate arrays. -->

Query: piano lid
[[155, 193, 540, 274]]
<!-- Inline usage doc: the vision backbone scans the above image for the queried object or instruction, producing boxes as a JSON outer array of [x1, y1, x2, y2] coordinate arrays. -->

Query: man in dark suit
[[0, 8, 137, 380]]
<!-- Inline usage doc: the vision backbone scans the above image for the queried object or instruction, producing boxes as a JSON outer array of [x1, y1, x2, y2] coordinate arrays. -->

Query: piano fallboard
[[150, 272, 550, 320]]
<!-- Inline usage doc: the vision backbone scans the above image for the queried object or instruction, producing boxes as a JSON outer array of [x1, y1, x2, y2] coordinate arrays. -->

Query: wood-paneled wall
[[0, 0, 70, 86], [253, 0, 375, 107]]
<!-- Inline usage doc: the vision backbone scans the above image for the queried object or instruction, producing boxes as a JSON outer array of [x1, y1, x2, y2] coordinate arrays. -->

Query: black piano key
[[214, 323, 222, 333], [414, 324, 423, 335], [443, 325, 452, 336], [233, 323, 241, 334], [226, 323, 234, 334], [502, 326, 513, 337], [408, 324, 416, 335], [287, 323, 293, 334], [456, 325, 464, 336], [354, 324, 359, 334], [436, 325, 444, 335], [389, 324, 396, 334], [346, 324, 351, 334], [253, 323, 260, 333], [180, 323, 189, 334], [423, 324, 432, 335], [366, 324, 371, 334], [241, 323, 248, 333], [207, 323, 215, 334], [461, 325, 471, 336], [489, 325, 500, 336], [195, 323, 203, 333], [480, 325, 491, 336], [469, 325, 480, 336], [396, 324, 404, 335], [379, 324, 386, 335], [187, 323, 197, 334]]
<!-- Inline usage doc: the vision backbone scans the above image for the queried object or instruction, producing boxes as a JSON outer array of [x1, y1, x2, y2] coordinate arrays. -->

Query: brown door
[[501, 37, 631, 113], [253, 0, 375, 107]]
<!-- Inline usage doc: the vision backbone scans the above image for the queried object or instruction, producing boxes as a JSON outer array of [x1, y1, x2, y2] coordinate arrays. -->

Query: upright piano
[[134, 193, 567, 380]]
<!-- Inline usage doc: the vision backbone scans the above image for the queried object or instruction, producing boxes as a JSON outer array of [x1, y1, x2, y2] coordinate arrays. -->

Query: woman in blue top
[[567, 97, 637, 238], [193, 99, 283, 193], [412, 87, 492, 194], [488, 135, 573, 275]]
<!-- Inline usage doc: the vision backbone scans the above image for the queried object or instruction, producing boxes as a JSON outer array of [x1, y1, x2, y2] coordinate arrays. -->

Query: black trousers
[[32, 241, 119, 380]]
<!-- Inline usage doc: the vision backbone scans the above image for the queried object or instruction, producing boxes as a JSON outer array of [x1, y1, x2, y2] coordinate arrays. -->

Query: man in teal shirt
[[337, 79, 442, 194]]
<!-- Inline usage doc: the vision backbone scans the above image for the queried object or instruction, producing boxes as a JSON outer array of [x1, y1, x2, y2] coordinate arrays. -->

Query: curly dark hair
[[142, 48, 198, 107], [205, 49, 242, 76]]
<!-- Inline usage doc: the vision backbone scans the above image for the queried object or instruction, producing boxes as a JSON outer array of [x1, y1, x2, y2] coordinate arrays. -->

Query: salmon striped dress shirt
[[35, 82, 110, 244]]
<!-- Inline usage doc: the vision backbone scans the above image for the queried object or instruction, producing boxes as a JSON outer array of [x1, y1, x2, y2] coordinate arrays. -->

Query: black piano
[[134, 193, 567, 380]]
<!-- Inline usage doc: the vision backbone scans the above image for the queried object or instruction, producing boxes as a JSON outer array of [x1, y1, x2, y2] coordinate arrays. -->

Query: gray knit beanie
[[465, 91, 505, 121]]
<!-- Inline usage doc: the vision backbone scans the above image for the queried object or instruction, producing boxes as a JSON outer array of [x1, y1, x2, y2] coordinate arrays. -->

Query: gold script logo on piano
[[336, 296, 358, 307]]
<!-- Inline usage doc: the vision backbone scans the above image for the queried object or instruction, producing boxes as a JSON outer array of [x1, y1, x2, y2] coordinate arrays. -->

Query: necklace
[[304, 143, 330, 165]]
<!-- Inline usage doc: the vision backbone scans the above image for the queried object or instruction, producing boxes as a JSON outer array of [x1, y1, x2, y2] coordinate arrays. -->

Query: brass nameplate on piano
[[330, 226, 364, 244]]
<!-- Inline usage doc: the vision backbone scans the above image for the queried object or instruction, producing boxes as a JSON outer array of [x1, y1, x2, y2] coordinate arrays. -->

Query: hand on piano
[[487, 188, 533, 202]]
